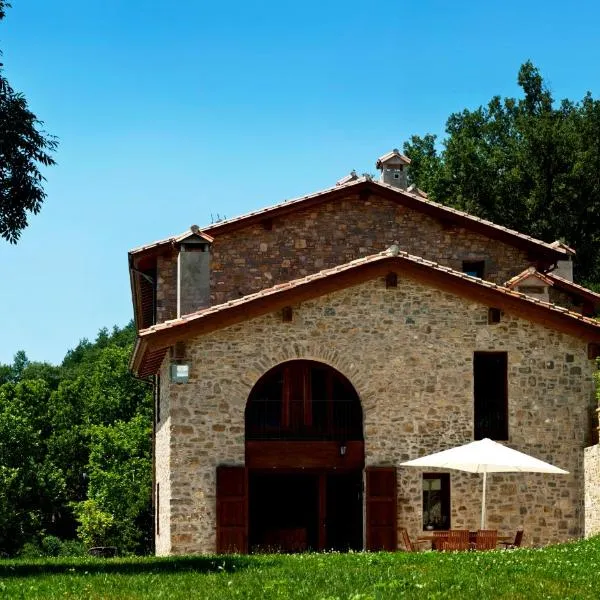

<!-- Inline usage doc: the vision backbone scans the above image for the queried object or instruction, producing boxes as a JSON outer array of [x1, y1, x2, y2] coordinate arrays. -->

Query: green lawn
[[1, 537, 600, 599]]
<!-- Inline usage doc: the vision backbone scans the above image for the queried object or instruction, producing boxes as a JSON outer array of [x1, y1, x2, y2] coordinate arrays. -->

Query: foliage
[[0, 537, 600, 598], [0, 322, 152, 556], [76, 415, 153, 553], [0, 2, 58, 243], [404, 61, 600, 287], [18, 536, 86, 559], [71, 499, 116, 549]]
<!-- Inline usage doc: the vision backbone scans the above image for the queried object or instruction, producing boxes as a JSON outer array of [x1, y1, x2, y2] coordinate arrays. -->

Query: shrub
[[58, 539, 86, 557], [41, 535, 62, 557], [19, 541, 43, 558]]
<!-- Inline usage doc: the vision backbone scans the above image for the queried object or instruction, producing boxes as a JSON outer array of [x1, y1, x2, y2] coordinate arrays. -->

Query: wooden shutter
[[216, 466, 248, 554], [365, 466, 397, 551]]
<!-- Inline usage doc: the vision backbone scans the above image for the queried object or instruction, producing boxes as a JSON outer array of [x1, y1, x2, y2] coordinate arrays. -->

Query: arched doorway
[[245, 360, 364, 552]]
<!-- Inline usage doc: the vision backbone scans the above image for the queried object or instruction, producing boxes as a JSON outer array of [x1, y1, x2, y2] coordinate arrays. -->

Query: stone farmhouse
[[129, 149, 600, 555]]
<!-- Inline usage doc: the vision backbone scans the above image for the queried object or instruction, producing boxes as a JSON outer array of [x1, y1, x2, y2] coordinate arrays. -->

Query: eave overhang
[[131, 248, 600, 377]]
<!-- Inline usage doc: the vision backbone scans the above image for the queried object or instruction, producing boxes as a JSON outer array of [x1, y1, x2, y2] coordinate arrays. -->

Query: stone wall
[[209, 193, 534, 305], [155, 363, 172, 555], [157, 272, 596, 554], [156, 255, 177, 323], [153, 193, 535, 321], [584, 445, 600, 536], [549, 287, 583, 315]]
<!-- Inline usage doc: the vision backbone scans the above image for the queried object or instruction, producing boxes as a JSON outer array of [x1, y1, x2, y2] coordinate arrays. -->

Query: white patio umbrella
[[400, 438, 568, 529]]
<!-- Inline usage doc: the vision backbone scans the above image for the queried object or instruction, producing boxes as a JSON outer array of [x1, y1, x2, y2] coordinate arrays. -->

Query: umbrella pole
[[481, 471, 487, 529]]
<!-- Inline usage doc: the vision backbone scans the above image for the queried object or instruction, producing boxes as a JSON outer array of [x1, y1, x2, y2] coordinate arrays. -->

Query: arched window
[[245, 360, 362, 441]]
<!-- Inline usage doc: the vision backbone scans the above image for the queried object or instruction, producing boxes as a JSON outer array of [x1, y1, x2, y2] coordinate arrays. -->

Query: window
[[155, 375, 161, 425], [474, 352, 508, 440], [393, 173, 400, 179], [385, 272, 398, 288], [518, 285, 545, 295], [422, 473, 450, 530], [488, 307, 501, 324], [156, 483, 160, 536], [462, 260, 485, 279], [245, 360, 362, 441]]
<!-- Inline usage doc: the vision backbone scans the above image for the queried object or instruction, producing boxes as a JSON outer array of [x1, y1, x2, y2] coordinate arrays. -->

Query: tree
[[74, 415, 153, 553], [0, 1, 57, 243], [404, 61, 600, 287], [0, 322, 152, 555]]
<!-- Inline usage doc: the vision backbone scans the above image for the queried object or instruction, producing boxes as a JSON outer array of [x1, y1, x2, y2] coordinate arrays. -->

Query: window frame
[[422, 473, 451, 531], [462, 260, 486, 279]]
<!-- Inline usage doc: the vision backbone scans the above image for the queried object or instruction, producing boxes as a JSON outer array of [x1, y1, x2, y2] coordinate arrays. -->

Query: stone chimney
[[177, 226, 213, 317], [550, 241, 576, 281], [376, 149, 411, 189]]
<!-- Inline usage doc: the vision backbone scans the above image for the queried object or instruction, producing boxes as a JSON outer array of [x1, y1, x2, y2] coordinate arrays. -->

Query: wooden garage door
[[365, 466, 397, 551], [216, 466, 248, 554]]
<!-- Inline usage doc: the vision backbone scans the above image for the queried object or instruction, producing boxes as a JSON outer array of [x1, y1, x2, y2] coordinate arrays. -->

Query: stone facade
[[584, 439, 600, 537], [156, 255, 177, 324], [154, 274, 596, 554], [549, 287, 584, 315], [155, 371, 172, 555], [154, 192, 535, 321]]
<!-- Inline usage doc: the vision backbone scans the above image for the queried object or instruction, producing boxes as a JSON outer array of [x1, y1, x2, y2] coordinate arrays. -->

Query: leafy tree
[[0, 380, 64, 553], [0, 1, 58, 243], [404, 61, 600, 286], [0, 322, 153, 555], [75, 415, 153, 553]]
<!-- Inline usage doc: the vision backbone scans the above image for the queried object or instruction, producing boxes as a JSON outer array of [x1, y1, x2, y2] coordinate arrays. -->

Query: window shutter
[[216, 466, 248, 554], [365, 466, 397, 551]]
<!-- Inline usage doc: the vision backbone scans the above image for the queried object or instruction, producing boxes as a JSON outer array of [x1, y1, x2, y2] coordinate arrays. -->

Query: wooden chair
[[432, 531, 448, 551], [440, 529, 470, 551], [471, 529, 497, 550], [499, 527, 524, 549], [399, 528, 430, 552]]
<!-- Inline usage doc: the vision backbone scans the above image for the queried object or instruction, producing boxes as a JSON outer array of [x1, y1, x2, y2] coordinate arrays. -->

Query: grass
[[1, 537, 600, 599]]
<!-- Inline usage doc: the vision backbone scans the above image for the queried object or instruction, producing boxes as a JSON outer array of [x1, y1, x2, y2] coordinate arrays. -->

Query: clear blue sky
[[1, 0, 600, 365]]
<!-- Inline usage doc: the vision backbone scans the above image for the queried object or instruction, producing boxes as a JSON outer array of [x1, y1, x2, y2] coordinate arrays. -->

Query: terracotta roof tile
[[130, 178, 568, 260], [376, 149, 412, 166], [139, 247, 600, 339], [547, 272, 600, 302], [505, 267, 554, 288], [130, 226, 214, 255], [550, 240, 576, 255]]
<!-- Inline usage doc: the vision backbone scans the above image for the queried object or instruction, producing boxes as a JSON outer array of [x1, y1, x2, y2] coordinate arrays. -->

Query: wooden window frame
[[422, 473, 450, 531], [245, 361, 362, 441]]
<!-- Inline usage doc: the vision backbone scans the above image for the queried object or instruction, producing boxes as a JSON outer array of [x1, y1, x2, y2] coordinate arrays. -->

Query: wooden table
[[417, 532, 513, 550]]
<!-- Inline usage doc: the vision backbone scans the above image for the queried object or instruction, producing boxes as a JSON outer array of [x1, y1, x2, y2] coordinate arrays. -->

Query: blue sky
[[1, 0, 600, 365]]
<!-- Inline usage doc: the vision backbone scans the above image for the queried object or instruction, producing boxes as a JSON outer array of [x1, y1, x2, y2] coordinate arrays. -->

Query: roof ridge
[[130, 178, 568, 258]]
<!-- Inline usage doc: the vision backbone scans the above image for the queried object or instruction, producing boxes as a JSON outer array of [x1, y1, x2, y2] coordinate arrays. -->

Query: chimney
[[550, 241, 576, 282], [376, 149, 411, 190], [177, 226, 213, 317]]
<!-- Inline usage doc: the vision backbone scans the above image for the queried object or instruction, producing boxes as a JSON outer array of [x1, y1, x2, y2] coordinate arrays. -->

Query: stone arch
[[238, 340, 371, 408], [245, 358, 364, 442]]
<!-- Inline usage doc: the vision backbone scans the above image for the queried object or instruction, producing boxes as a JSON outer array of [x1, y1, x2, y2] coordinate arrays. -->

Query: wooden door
[[365, 466, 397, 551], [216, 466, 248, 554]]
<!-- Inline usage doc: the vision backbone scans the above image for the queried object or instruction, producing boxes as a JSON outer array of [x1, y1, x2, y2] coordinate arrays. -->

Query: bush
[[19, 541, 43, 558], [41, 535, 62, 557], [71, 499, 116, 549], [58, 539, 86, 557]]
